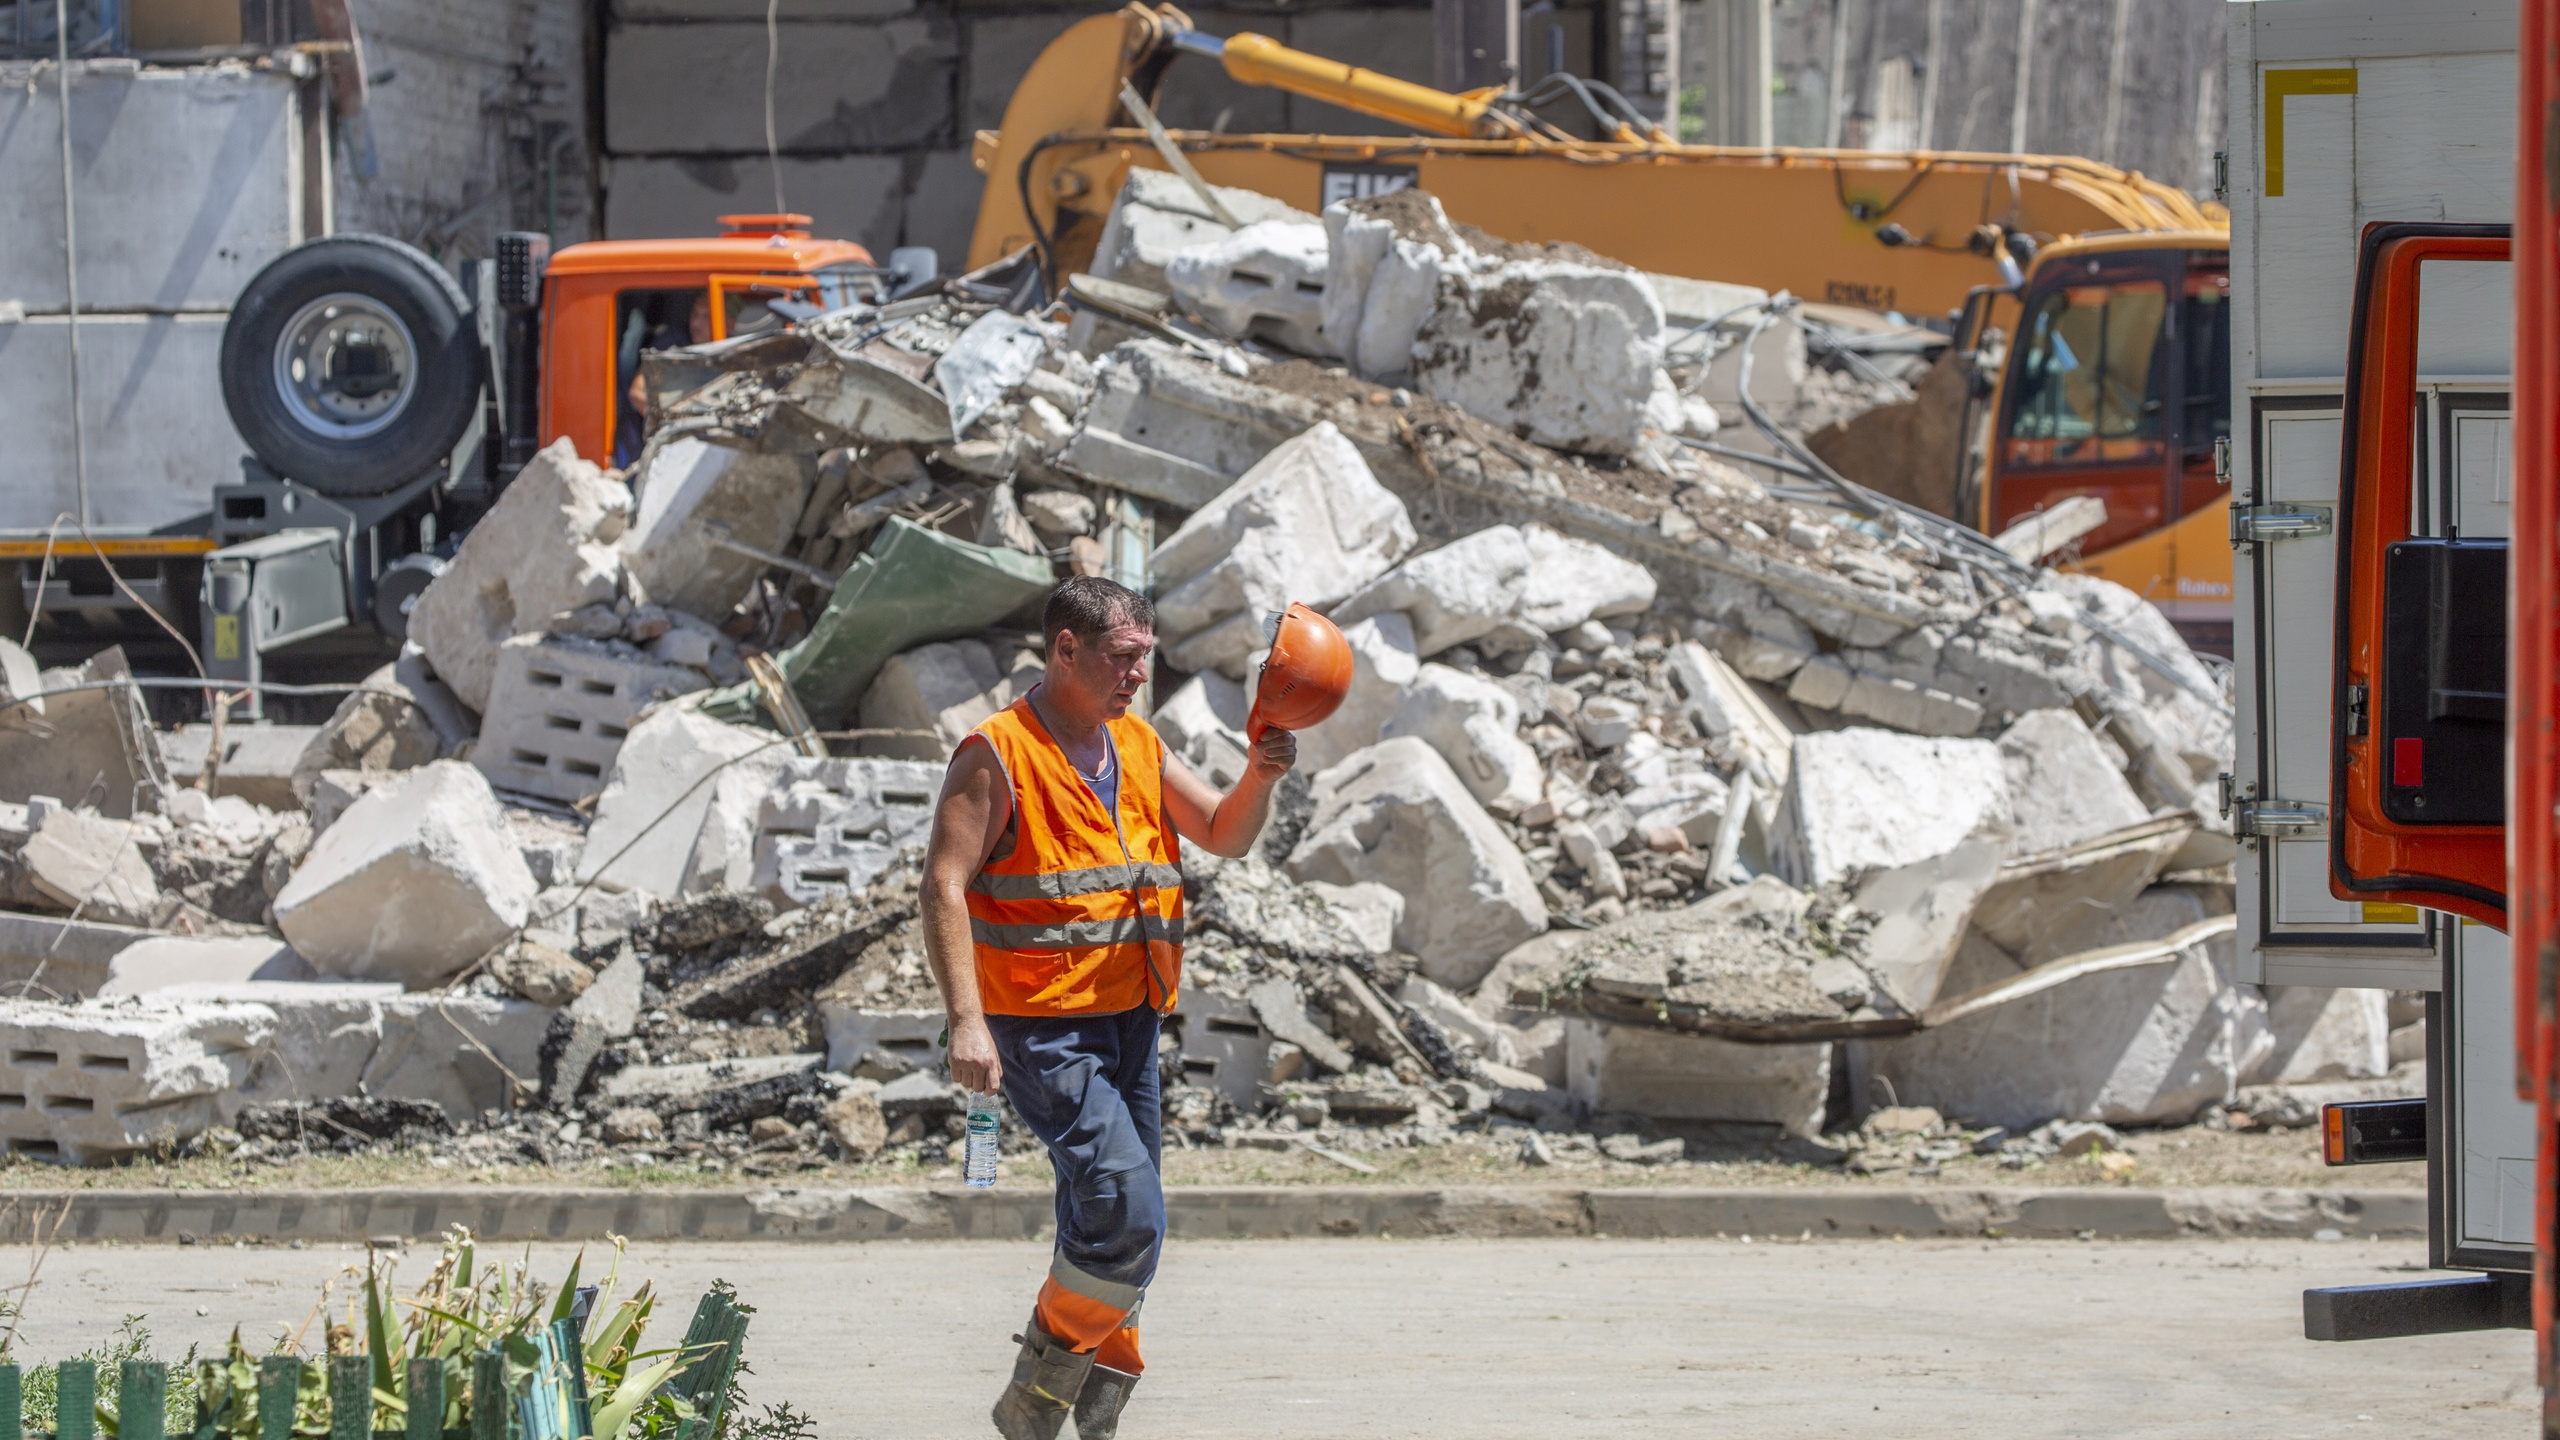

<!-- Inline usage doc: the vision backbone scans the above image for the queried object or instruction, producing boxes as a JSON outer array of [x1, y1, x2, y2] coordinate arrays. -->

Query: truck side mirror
[[2330, 222, 2512, 929]]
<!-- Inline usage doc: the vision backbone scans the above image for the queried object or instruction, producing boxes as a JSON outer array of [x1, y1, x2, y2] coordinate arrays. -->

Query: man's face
[[1055, 618, 1154, 718]]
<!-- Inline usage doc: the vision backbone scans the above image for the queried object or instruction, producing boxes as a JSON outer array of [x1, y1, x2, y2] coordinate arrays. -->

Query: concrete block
[[0, 647, 169, 818], [1287, 737, 1547, 991], [1089, 168, 1317, 294], [1380, 663, 1543, 816], [1167, 220, 1335, 357], [1151, 421, 1416, 678], [287, 664, 442, 807], [547, 951, 648, 1104], [1415, 261, 1668, 457], [1515, 526, 1657, 633], [579, 704, 791, 898], [858, 639, 1036, 761], [159, 723, 316, 812], [1999, 708, 2152, 858], [1295, 612, 1419, 776], [1786, 653, 1854, 711], [475, 636, 706, 804], [96, 936, 310, 996], [819, 1003, 941, 1076], [0, 998, 274, 1163], [154, 981, 551, 1123], [1868, 887, 2269, 1130], [1775, 728, 2009, 888], [21, 811, 159, 925], [751, 757, 941, 909], [1155, 671, 1252, 790], [1839, 672, 1984, 738], [606, 155, 907, 260], [621, 437, 811, 624], [1173, 988, 1272, 1112], [1333, 525, 1532, 658], [603, 19, 956, 154], [273, 761, 539, 989], [1054, 339, 1306, 508], [1564, 1018, 1831, 1138], [408, 440, 632, 713]]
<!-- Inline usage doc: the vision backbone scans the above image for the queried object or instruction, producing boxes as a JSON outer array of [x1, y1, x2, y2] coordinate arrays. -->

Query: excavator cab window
[[2178, 261, 2233, 471], [2003, 273, 2170, 468], [2328, 222, 2511, 927], [611, 288, 711, 469]]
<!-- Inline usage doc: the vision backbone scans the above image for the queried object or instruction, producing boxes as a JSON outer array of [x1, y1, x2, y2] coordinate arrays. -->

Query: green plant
[[23, 1315, 203, 1437]]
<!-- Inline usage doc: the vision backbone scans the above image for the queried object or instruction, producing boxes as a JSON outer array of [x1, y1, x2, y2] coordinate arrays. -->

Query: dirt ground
[[0, 1118, 2417, 1194]]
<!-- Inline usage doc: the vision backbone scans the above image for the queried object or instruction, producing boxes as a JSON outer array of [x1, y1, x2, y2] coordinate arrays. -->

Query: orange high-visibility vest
[[965, 696, 1184, 1015]]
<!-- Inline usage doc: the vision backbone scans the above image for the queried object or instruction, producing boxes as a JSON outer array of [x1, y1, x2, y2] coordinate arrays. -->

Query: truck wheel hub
[[273, 293, 419, 439]]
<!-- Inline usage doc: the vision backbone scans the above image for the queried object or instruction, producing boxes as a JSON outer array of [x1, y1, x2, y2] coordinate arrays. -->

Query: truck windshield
[[2003, 276, 2169, 467]]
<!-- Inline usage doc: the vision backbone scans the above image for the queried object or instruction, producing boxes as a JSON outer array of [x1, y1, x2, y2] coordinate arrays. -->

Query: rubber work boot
[[991, 1315, 1097, 1440], [1071, 1364, 1138, 1439]]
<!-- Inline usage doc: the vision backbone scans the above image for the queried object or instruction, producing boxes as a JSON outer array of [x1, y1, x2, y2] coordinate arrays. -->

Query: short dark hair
[[1043, 575, 1155, 656]]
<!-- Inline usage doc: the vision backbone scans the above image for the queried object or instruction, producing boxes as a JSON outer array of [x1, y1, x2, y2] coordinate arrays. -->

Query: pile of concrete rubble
[[0, 173, 2414, 1172]]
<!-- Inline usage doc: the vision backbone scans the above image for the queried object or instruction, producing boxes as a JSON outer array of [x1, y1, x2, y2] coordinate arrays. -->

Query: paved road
[[14, 1235, 2532, 1438]]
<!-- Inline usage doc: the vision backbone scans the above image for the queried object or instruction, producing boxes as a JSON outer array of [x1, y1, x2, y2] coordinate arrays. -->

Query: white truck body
[[2228, 0, 2530, 1272]]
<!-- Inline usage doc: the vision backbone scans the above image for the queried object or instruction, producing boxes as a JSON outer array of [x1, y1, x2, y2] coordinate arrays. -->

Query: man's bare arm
[[922, 739, 1011, 1093], [1161, 728, 1297, 857]]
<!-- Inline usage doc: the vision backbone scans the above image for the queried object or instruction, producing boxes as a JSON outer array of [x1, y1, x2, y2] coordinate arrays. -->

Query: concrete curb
[[0, 1185, 2426, 1245]]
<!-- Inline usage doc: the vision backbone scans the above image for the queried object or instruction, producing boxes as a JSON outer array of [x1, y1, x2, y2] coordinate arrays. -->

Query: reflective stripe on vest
[[965, 696, 1184, 1016]]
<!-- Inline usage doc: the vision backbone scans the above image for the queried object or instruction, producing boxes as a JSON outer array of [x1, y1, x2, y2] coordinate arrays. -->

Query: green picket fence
[[0, 1290, 749, 1440]]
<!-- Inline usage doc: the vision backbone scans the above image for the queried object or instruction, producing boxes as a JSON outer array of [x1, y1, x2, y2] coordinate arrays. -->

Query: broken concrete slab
[[545, 950, 646, 1104], [1380, 663, 1543, 816], [0, 646, 170, 818], [21, 810, 159, 925], [1999, 708, 2152, 858], [1246, 977, 1354, 1075], [1564, 1018, 1831, 1138], [670, 902, 910, 1020], [0, 997, 274, 1163], [1414, 261, 1669, 457], [151, 981, 554, 1122], [2248, 986, 2392, 1086], [273, 761, 539, 989], [856, 638, 1038, 761], [1185, 850, 1373, 962], [1053, 339, 1308, 510], [1331, 524, 1530, 658], [1295, 613, 1418, 776], [1286, 736, 1547, 990], [578, 704, 790, 898], [285, 665, 442, 808], [1151, 421, 1417, 678], [1866, 886, 2267, 1130], [95, 935, 310, 996], [1516, 525, 1658, 633], [160, 722, 317, 813], [1850, 840, 2002, 1013], [1969, 818, 2190, 960], [1774, 728, 2009, 888], [599, 1052, 825, 1110], [1303, 880, 1402, 958], [475, 636, 707, 804], [1090, 168, 1317, 295], [1155, 671, 1253, 789], [407, 439, 631, 713], [488, 939, 593, 1008], [620, 436, 812, 623]]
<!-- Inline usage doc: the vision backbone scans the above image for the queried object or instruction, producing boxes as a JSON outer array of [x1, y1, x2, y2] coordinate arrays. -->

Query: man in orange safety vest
[[922, 575, 1297, 1440]]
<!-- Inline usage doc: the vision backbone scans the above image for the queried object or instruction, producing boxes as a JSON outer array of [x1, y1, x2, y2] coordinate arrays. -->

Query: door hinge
[[2234, 798, 2327, 838], [2345, 682, 2369, 737], [2213, 149, 2229, 203], [2230, 501, 2333, 545], [2213, 435, 2231, 485]]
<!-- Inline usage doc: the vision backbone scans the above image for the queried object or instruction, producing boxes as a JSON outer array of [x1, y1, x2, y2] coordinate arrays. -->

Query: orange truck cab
[[1976, 232, 2234, 653], [535, 215, 879, 466]]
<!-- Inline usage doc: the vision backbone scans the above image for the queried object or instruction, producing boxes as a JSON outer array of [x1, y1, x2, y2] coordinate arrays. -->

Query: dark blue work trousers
[[987, 1006, 1166, 1310]]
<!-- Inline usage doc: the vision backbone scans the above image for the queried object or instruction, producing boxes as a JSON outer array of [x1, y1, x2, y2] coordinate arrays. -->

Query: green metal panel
[[256, 1357, 297, 1440], [469, 1353, 505, 1440], [119, 1362, 166, 1440], [547, 1321, 588, 1440], [404, 1359, 442, 1440], [327, 1356, 366, 1440], [56, 1361, 94, 1440], [0, 1363, 20, 1440]]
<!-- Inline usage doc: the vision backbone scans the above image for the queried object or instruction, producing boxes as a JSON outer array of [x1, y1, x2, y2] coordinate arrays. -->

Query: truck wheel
[[221, 236, 481, 498]]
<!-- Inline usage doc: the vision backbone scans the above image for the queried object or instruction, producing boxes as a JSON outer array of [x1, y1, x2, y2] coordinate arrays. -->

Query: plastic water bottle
[[964, 1091, 1001, 1187]]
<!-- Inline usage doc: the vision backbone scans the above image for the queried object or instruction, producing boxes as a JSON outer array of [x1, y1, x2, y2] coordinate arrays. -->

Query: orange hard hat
[[1245, 603, 1354, 740]]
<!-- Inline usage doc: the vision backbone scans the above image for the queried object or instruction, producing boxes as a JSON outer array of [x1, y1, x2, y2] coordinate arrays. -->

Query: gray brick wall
[[597, 0, 1435, 272]]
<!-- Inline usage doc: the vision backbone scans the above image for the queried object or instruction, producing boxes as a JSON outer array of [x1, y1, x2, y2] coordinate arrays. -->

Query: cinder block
[[475, 635, 706, 804], [603, 20, 956, 153], [606, 155, 907, 258], [818, 1002, 942, 1075], [1172, 989, 1271, 1111], [0, 999, 274, 1164], [752, 757, 941, 908]]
